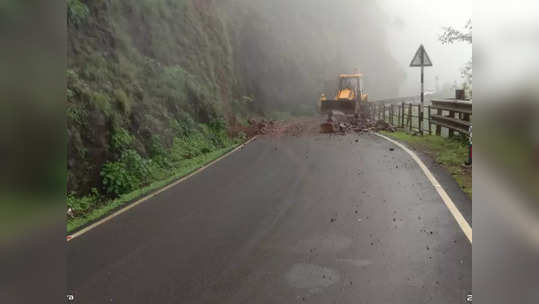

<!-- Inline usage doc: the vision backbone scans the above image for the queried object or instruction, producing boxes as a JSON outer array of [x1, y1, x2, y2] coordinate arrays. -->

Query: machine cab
[[336, 74, 363, 101]]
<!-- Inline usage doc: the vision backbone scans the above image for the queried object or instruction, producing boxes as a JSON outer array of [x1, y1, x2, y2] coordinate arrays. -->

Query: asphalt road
[[68, 132, 471, 304]]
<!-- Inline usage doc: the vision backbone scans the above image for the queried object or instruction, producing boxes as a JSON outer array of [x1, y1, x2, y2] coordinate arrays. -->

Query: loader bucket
[[320, 100, 357, 115]]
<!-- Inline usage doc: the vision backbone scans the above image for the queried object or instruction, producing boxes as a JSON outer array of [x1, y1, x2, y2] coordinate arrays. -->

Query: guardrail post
[[401, 103, 404, 128], [394, 105, 397, 126], [428, 105, 432, 135], [396, 104, 399, 127], [418, 104, 423, 134], [405, 103, 408, 129], [436, 108, 442, 136], [463, 112, 470, 123], [408, 103, 412, 131], [392, 105, 395, 126], [467, 126, 472, 165], [448, 110, 455, 137], [393, 105, 396, 125]]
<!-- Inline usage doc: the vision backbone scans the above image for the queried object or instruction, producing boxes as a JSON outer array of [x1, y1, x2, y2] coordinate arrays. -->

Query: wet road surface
[[68, 133, 471, 304]]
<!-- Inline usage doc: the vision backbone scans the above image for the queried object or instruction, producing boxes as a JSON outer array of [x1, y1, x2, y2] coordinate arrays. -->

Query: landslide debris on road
[[320, 110, 396, 134], [240, 118, 322, 137], [234, 113, 396, 139]]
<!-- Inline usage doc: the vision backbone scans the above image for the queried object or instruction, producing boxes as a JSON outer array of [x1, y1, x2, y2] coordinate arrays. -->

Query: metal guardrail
[[430, 98, 472, 136], [372, 94, 437, 105], [372, 96, 420, 105], [369, 97, 472, 137]]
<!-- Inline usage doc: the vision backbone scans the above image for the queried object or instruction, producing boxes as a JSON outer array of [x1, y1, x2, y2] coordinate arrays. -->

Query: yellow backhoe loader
[[319, 73, 368, 115]]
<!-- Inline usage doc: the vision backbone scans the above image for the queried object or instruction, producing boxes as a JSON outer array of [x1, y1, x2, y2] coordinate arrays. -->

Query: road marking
[[67, 136, 258, 242], [375, 133, 472, 244]]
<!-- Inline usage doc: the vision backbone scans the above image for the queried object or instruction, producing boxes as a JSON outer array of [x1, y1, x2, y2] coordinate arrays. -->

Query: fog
[[221, 0, 471, 112], [380, 0, 472, 97], [221, 0, 404, 112]]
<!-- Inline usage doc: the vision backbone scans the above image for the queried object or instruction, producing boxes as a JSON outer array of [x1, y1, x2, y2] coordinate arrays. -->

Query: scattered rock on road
[[239, 114, 397, 138], [319, 111, 396, 134]]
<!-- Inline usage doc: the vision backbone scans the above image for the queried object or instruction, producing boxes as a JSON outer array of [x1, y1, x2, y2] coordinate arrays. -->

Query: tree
[[439, 19, 472, 45], [439, 20, 472, 95]]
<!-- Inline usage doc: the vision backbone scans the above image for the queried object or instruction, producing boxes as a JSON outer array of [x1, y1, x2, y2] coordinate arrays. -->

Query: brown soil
[[228, 117, 321, 138], [319, 110, 396, 135], [230, 112, 396, 140]]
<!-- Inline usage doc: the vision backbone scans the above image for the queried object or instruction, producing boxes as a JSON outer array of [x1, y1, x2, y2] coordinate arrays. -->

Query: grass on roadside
[[67, 144, 239, 233], [380, 131, 472, 198]]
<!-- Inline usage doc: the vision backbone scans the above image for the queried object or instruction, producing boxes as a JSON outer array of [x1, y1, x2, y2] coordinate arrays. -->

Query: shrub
[[149, 135, 172, 168], [120, 149, 151, 182], [170, 132, 214, 160], [237, 131, 247, 141], [149, 135, 165, 157], [67, 103, 88, 126], [67, 0, 90, 27], [67, 192, 89, 212], [67, 188, 99, 214], [208, 115, 227, 131], [170, 111, 197, 137], [110, 128, 133, 154], [101, 161, 137, 197], [100, 148, 151, 197]]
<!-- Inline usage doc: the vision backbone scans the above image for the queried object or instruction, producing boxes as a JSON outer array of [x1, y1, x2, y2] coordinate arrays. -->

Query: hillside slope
[[67, 0, 251, 198], [67, 0, 404, 202]]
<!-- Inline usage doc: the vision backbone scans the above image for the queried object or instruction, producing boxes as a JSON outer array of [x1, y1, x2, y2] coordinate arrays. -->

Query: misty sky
[[379, 0, 472, 96]]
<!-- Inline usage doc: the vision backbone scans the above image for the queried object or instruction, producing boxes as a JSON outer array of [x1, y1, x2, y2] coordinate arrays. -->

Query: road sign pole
[[410, 44, 432, 135], [420, 51, 424, 135]]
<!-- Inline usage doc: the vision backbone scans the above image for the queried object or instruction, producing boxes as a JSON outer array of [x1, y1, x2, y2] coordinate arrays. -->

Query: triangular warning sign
[[410, 45, 432, 67]]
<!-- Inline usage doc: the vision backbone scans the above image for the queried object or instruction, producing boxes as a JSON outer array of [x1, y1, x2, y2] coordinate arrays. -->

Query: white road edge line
[[375, 133, 472, 244], [67, 136, 259, 242]]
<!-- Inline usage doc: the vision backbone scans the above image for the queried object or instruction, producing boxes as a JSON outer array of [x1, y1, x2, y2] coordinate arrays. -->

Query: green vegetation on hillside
[[66, 0, 406, 229], [67, 141, 242, 232], [381, 131, 472, 197], [67, 0, 252, 201], [66, 0, 259, 230]]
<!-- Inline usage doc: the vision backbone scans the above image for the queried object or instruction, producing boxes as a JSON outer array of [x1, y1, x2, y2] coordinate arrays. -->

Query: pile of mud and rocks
[[231, 112, 395, 139], [320, 110, 396, 134], [247, 118, 314, 137], [247, 119, 276, 135]]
